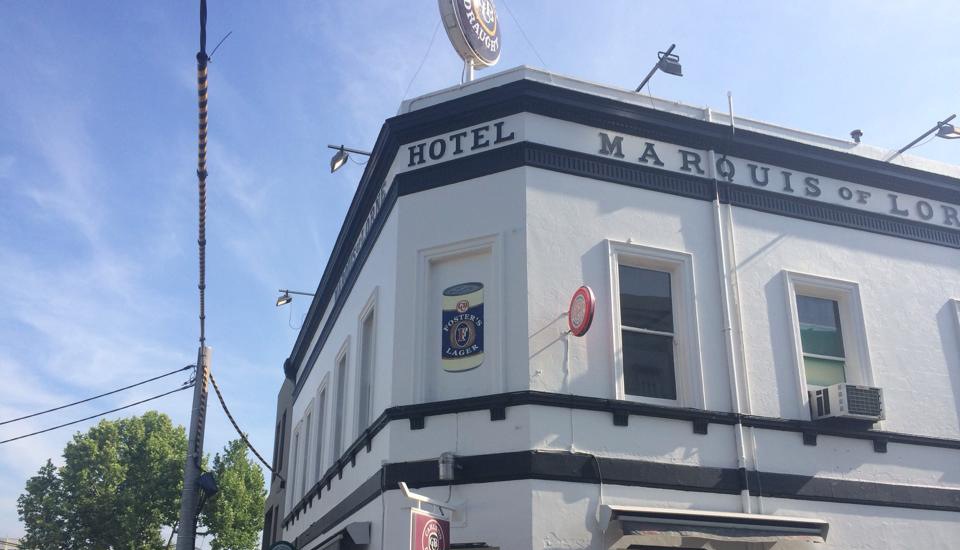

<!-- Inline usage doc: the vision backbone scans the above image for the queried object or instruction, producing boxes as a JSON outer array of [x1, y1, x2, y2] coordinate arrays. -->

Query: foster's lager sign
[[441, 282, 484, 372]]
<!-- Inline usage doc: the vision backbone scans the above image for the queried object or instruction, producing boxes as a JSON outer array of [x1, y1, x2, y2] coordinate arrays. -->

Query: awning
[[599, 505, 828, 548], [303, 522, 371, 550]]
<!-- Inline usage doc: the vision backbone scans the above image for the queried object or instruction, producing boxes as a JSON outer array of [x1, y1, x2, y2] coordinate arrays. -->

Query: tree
[[202, 439, 267, 550], [17, 460, 69, 550], [16, 411, 266, 550]]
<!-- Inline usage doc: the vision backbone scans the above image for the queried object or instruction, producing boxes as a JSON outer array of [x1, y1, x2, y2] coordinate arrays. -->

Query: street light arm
[[277, 289, 315, 297], [887, 114, 957, 162], [635, 43, 676, 93], [326, 144, 372, 156]]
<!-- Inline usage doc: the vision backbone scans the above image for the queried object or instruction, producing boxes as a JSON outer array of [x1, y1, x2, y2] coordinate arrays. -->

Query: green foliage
[[17, 460, 69, 550], [202, 439, 267, 550], [16, 411, 266, 550]]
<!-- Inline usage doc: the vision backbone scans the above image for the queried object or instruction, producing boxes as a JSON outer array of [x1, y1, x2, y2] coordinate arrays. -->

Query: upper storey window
[[784, 271, 875, 418], [796, 295, 847, 387], [609, 241, 705, 408], [619, 265, 677, 400]]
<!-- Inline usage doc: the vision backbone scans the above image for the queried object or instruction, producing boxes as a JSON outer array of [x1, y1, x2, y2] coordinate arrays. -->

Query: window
[[784, 271, 874, 417], [301, 410, 312, 497], [272, 410, 286, 480], [357, 305, 376, 435], [287, 426, 300, 509], [619, 265, 676, 400], [609, 241, 704, 408], [796, 295, 846, 386], [314, 386, 327, 480], [332, 349, 348, 460]]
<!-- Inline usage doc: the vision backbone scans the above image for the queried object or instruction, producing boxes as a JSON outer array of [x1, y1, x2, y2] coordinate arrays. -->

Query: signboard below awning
[[600, 505, 828, 548]]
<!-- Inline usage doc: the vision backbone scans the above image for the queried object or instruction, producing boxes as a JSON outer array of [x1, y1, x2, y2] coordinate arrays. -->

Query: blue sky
[[0, 0, 958, 538]]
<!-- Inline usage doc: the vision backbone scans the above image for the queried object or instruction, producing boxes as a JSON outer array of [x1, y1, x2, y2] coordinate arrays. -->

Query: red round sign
[[567, 285, 596, 337]]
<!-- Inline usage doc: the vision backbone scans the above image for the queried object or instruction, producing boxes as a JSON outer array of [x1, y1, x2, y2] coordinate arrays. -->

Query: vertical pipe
[[707, 144, 752, 514]]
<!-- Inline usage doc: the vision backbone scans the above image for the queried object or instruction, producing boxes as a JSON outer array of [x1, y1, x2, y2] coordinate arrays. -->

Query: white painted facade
[[268, 67, 960, 550]]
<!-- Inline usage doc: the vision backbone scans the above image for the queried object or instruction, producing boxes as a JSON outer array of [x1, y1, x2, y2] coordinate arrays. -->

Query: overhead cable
[[0, 384, 194, 445], [208, 371, 285, 482], [0, 365, 194, 426]]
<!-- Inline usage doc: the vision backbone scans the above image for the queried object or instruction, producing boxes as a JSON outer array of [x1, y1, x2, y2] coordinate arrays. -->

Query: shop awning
[[599, 505, 828, 548], [302, 521, 371, 550]]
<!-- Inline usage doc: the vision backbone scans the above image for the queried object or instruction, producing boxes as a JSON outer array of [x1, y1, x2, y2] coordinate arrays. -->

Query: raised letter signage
[[438, 0, 501, 67]]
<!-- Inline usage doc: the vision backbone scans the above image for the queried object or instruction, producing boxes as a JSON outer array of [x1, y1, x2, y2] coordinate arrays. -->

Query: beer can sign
[[411, 508, 450, 550], [567, 285, 596, 337], [441, 282, 484, 372]]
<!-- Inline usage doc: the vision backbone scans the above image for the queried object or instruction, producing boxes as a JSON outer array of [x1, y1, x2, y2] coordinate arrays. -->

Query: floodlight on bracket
[[328, 144, 372, 173], [635, 43, 683, 93]]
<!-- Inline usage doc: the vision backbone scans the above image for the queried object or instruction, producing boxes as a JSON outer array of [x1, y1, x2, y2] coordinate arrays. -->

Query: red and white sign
[[567, 285, 596, 337], [411, 508, 450, 550]]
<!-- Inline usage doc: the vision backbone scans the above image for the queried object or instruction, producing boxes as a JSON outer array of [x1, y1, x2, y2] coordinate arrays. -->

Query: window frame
[[783, 271, 874, 419], [300, 398, 314, 498], [608, 240, 705, 408], [355, 288, 378, 438], [287, 420, 301, 510], [331, 338, 351, 463], [313, 374, 329, 482]]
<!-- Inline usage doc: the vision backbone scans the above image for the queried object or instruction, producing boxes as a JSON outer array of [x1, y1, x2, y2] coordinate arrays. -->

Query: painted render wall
[[276, 70, 960, 548], [732, 206, 960, 436]]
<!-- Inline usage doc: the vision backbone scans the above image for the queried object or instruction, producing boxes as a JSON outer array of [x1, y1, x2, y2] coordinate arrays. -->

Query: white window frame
[[331, 338, 351, 462], [783, 271, 874, 420], [314, 374, 329, 481], [355, 288, 378, 438], [951, 299, 960, 338], [413, 233, 506, 402], [300, 399, 314, 497], [608, 240, 705, 408], [287, 421, 301, 510]]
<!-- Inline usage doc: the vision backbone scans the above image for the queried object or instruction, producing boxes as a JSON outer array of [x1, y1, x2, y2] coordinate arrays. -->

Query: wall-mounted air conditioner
[[809, 383, 884, 421]]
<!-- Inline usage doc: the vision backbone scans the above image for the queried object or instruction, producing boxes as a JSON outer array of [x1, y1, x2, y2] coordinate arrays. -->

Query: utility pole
[[176, 347, 211, 550], [177, 1, 212, 548]]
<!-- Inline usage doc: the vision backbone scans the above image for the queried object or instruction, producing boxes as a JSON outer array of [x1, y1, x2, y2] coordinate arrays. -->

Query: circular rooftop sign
[[567, 285, 596, 337], [438, 0, 502, 67]]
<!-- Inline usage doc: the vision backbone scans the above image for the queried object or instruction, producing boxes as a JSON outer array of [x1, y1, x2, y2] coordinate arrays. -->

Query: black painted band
[[291, 450, 960, 548], [283, 390, 960, 529]]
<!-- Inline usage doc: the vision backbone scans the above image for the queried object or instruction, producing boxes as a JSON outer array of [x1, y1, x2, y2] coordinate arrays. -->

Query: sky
[[0, 0, 958, 539]]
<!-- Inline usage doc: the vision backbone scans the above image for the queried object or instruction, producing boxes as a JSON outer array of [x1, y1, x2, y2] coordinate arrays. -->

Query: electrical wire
[[208, 371, 286, 482], [500, 0, 548, 69], [402, 21, 441, 101], [0, 365, 194, 426], [0, 385, 194, 445]]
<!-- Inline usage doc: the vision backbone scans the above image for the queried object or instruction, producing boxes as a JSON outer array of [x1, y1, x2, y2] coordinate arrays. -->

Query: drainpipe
[[705, 108, 752, 513]]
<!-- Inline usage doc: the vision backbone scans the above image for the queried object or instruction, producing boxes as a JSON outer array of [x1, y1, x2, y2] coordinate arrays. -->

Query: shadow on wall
[[764, 272, 801, 420], [937, 300, 960, 438]]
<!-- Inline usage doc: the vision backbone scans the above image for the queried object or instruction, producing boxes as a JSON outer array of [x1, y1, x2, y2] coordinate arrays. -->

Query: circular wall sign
[[567, 285, 596, 337], [438, 0, 502, 67]]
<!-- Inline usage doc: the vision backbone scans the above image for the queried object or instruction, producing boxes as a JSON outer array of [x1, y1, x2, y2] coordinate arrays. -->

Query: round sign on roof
[[567, 285, 596, 337], [438, 0, 502, 68]]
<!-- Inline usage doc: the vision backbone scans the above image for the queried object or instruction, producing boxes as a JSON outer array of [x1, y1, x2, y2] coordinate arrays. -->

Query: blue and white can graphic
[[441, 282, 484, 372]]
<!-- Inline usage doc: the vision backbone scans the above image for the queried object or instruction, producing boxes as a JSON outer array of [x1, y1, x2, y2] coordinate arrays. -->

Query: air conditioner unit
[[809, 383, 884, 421]]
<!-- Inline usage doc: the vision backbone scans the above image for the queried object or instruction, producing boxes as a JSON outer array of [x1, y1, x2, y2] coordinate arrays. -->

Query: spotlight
[[635, 44, 683, 93], [327, 144, 372, 174]]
